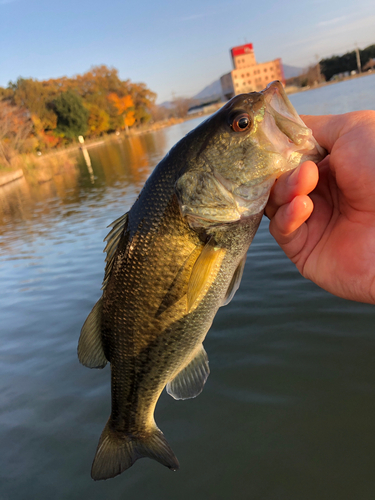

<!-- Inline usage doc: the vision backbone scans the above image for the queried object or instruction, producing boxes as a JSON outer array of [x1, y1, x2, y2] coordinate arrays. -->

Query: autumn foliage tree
[[0, 101, 33, 166], [107, 93, 135, 131], [0, 65, 157, 156]]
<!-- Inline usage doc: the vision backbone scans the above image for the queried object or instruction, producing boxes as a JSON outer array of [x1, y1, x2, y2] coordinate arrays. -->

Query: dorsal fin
[[101, 212, 128, 290]]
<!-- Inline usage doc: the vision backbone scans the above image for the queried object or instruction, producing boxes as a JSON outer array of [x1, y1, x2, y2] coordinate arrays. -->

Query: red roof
[[231, 43, 254, 57]]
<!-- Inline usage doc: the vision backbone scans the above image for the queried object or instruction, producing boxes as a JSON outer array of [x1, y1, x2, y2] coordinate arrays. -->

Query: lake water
[[1, 73, 375, 500]]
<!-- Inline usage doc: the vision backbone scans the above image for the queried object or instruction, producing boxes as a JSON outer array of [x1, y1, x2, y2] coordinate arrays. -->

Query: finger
[[300, 114, 366, 154], [302, 111, 375, 157], [265, 161, 318, 219], [269, 195, 314, 248]]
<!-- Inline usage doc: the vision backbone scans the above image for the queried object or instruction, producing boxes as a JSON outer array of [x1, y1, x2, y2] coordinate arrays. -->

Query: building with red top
[[220, 43, 285, 100]]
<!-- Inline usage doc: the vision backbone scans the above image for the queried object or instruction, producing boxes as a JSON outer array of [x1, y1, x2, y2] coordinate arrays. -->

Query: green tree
[[320, 44, 375, 81], [11, 78, 57, 130], [53, 91, 89, 140]]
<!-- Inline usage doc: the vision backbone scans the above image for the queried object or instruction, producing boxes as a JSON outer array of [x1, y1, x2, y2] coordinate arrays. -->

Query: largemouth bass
[[78, 81, 325, 480]]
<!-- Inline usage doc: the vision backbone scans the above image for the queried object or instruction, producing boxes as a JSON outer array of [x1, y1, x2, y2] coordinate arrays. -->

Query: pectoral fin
[[156, 244, 203, 317], [222, 254, 247, 307], [78, 298, 108, 369], [187, 239, 226, 312], [166, 344, 210, 400]]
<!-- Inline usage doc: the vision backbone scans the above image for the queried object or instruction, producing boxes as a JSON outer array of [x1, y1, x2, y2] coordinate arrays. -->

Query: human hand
[[265, 111, 375, 304]]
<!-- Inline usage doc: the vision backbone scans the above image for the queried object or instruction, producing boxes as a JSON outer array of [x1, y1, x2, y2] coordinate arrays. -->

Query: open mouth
[[261, 81, 326, 162]]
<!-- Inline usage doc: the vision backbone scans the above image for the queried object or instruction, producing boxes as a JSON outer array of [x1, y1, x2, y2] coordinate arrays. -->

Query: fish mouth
[[260, 81, 326, 165]]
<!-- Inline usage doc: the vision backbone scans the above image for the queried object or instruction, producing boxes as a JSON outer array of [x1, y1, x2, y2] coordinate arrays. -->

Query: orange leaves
[[107, 93, 133, 114], [107, 93, 135, 130], [124, 111, 135, 128], [1, 65, 157, 150]]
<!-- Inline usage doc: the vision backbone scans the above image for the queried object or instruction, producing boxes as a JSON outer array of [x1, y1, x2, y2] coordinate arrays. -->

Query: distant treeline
[[320, 44, 375, 81], [0, 65, 157, 166]]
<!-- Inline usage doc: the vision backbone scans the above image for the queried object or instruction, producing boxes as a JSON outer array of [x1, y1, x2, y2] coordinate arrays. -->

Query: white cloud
[[281, 14, 375, 67], [178, 14, 207, 21], [318, 15, 349, 27]]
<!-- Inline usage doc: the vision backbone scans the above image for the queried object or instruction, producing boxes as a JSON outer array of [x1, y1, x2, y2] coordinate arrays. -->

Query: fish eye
[[231, 113, 251, 132]]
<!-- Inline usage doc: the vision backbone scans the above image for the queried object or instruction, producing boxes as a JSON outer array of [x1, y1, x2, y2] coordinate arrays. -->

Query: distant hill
[[158, 100, 174, 109], [159, 79, 222, 108], [283, 64, 303, 79], [193, 79, 222, 101]]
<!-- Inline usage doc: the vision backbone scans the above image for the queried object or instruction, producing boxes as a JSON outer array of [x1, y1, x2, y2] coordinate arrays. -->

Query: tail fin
[[91, 420, 180, 480]]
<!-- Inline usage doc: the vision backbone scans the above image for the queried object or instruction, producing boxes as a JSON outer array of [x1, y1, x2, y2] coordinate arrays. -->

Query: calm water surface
[[1, 74, 375, 500]]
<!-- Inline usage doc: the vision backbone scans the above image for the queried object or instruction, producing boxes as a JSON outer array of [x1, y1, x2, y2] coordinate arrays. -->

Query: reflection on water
[[1, 80, 375, 500], [81, 146, 94, 184], [0, 130, 171, 255]]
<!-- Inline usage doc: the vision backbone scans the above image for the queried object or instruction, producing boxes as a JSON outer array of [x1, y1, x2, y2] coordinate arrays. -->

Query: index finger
[[300, 114, 344, 154], [301, 112, 374, 154]]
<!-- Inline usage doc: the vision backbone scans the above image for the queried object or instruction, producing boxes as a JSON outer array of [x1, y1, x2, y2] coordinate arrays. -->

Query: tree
[[53, 91, 89, 140], [11, 78, 57, 130], [0, 65, 158, 150], [320, 44, 375, 81], [0, 101, 33, 166], [129, 82, 156, 125], [86, 103, 110, 136], [107, 93, 135, 131]]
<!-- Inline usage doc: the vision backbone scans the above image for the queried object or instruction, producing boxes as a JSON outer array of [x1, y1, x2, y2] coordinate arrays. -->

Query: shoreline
[[1, 71, 373, 188], [285, 69, 373, 95], [0, 117, 187, 186]]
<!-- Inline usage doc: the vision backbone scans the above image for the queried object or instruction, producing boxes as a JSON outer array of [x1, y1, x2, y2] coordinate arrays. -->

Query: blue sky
[[0, 0, 374, 103]]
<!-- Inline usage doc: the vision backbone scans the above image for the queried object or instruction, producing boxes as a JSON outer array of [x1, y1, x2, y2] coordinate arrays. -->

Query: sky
[[0, 0, 374, 104]]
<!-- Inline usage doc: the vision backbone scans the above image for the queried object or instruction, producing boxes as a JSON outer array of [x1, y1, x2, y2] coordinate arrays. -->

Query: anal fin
[[78, 298, 108, 369], [166, 344, 210, 400]]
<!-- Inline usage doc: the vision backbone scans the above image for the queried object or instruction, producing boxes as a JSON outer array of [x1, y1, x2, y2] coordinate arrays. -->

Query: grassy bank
[[0, 149, 78, 187]]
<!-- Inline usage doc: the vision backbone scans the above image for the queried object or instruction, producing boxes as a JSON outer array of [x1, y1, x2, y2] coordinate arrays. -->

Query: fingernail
[[287, 166, 300, 186]]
